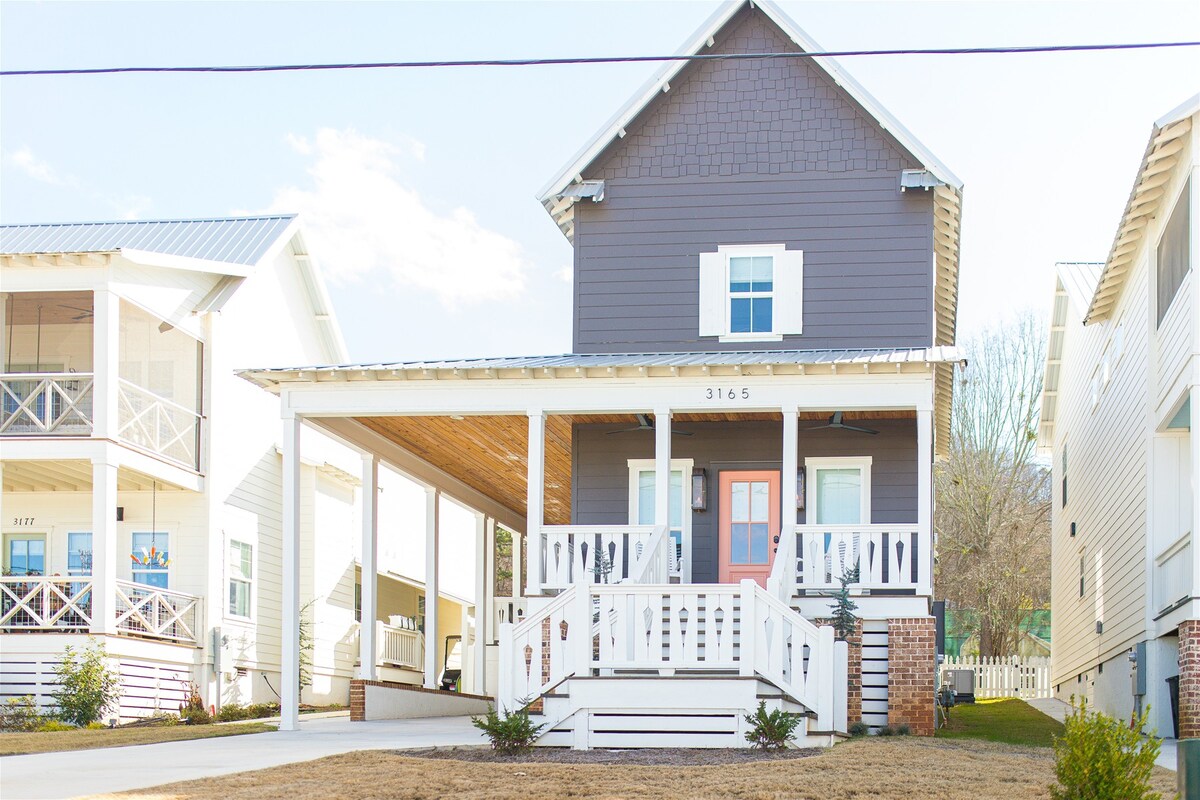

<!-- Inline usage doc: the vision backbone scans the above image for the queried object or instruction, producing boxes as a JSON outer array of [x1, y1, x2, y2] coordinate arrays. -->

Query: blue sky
[[2, 1, 1198, 365]]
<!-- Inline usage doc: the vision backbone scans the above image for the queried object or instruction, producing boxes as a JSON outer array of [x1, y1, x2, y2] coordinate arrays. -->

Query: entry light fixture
[[691, 468, 707, 511], [796, 468, 806, 510]]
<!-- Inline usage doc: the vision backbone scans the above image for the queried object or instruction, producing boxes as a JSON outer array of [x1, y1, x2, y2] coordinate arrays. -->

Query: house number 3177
[[12, 517, 35, 526], [705, 388, 749, 400]]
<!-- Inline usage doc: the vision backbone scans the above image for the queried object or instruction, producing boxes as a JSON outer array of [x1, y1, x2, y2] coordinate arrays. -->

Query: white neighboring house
[[0, 216, 475, 719], [1041, 95, 1198, 740]]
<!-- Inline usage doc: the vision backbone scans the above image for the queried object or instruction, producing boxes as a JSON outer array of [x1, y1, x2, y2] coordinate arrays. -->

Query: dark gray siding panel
[[572, 419, 917, 583], [570, 6, 935, 354]]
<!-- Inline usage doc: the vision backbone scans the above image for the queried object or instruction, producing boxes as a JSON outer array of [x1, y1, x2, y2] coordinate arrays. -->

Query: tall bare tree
[[936, 313, 1052, 657]]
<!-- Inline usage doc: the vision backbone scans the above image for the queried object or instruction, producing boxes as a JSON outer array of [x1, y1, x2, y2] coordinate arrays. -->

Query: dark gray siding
[[572, 6, 935, 354], [572, 419, 917, 583]]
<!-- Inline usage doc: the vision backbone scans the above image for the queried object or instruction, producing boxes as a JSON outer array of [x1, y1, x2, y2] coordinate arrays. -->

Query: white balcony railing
[[114, 580, 202, 645], [0, 576, 93, 630], [0, 373, 94, 436], [117, 378, 201, 470], [539, 525, 657, 591], [769, 523, 931, 597], [376, 620, 424, 670]]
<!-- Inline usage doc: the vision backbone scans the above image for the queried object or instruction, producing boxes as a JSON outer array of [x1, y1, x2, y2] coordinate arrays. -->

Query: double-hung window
[[67, 532, 92, 576], [804, 457, 873, 525], [130, 532, 169, 588], [698, 244, 803, 341], [228, 540, 252, 618]]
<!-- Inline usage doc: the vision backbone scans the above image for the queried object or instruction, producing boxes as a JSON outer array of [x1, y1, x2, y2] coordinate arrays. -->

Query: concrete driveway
[[0, 715, 487, 800]]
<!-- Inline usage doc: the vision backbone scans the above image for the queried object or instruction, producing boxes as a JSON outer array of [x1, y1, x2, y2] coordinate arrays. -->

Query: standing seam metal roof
[[0, 215, 297, 266]]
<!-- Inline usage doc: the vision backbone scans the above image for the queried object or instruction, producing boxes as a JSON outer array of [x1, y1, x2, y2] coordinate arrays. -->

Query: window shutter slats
[[698, 251, 724, 337]]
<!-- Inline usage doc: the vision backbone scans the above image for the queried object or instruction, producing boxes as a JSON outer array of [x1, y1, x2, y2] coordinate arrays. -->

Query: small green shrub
[[894, 723, 910, 736], [847, 721, 870, 737], [36, 720, 75, 732], [178, 684, 212, 725], [744, 700, 803, 750], [52, 638, 121, 726], [471, 704, 545, 753], [156, 713, 182, 726], [85, 721, 107, 730], [247, 702, 280, 718], [1051, 698, 1161, 800], [877, 724, 895, 736], [0, 696, 44, 732], [216, 703, 251, 722]]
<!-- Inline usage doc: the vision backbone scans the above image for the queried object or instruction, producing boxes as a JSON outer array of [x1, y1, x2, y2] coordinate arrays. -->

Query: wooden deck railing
[[117, 379, 201, 470], [113, 580, 201, 645], [0, 373, 94, 436], [0, 576, 93, 630]]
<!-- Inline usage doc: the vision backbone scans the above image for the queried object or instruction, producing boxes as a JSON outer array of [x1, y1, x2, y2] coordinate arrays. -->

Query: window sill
[[718, 333, 784, 343]]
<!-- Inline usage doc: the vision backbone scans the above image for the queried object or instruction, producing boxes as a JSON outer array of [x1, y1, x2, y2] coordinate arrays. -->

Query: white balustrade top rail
[[538, 525, 657, 591], [114, 580, 202, 646], [117, 378, 202, 470], [769, 524, 931, 596], [0, 576, 93, 630], [376, 620, 424, 670], [0, 373, 94, 436]]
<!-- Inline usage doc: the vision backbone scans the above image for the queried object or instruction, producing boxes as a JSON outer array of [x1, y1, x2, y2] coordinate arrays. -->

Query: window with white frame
[[698, 244, 803, 341], [228, 540, 252, 618], [628, 459, 693, 580], [804, 457, 872, 525], [67, 532, 92, 576], [130, 532, 169, 588]]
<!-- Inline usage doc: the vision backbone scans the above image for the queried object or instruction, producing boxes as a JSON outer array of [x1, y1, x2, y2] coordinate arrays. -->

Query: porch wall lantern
[[691, 468, 708, 511], [796, 468, 806, 510]]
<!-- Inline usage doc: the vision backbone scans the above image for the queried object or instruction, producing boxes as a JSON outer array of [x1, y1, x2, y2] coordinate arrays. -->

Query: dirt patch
[[102, 736, 1179, 800], [405, 745, 823, 765]]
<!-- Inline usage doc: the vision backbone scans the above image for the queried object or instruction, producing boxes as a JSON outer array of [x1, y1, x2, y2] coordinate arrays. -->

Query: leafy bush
[[248, 702, 280, 718], [36, 720, 75, 732], [0, 696, 44, 732], [471, 704, 545, 753], [52, 638, 121, 726], [216, 702, 279, 722], [179, 683, 212, 725], [744, 700, 803, 750], [85, 721, 107, 730], [877, 724, 895, 736], [1051, 698, 1161, 800], [847, 721, 870, 737]]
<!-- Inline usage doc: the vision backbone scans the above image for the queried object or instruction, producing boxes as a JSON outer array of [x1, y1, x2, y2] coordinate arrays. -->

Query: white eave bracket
[[899, 169, 946, 192]]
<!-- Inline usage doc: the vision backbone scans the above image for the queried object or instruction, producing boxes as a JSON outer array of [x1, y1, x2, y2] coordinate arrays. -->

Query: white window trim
[[717, 243, 787, 343], [627, 458, 694, 583], [227, 539, 254, 621], [804, 456, 873, 525], [2, 531, 49, 575]]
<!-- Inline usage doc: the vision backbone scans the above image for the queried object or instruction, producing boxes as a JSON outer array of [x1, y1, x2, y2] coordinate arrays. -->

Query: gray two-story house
[[242, 0, 963, 746]]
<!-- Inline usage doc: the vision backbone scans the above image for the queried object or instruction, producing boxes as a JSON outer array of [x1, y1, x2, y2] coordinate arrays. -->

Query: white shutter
[[698, 251, 725, 337], [774, 249, 804, 335]]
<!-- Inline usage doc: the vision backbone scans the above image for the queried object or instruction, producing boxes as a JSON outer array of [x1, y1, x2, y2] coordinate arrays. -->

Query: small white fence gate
[[940, 655, 1051, 699]]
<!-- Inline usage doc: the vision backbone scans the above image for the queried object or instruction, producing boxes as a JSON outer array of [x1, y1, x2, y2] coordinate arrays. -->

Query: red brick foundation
[[1179, 620, 1200, 739], [887, 617, 936, 736]]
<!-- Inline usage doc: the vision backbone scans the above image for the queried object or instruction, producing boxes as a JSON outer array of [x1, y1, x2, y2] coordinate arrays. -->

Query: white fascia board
[[537, 0, 961, 203], [1156, 93, 1200, 130], [117, 248, 253, 278], [282, 226, 350, 364]]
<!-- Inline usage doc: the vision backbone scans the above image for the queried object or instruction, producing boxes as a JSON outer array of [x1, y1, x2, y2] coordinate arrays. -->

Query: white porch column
[[90, 454, 118, 635], [280, 413, 302, 731], [359, 454, 379, 681], [654, 407, 671, 550], [525, 411, 544, 596], [474, 513, 489, 694], [916, 407, 933, 595], [423, 486, 440, 689], [92, 289, 119, 440], [781, 409, 798, 527]]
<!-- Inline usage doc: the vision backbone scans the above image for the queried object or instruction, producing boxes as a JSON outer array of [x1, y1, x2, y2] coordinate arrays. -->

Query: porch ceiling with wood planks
[[0, 459, 189, 492], [355, 410, 915, 524]]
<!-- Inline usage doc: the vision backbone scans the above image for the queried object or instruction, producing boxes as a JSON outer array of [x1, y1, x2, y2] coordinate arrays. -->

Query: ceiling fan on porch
[[807, 411, 878, 435], [606, 413, 693, 437]]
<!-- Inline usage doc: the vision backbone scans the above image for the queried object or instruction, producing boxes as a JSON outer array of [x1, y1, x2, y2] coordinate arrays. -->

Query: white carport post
[[654, 407, 671, 560], [359, 454, 379, 682], [474, 512, 489, 695], [525, 411, 544, 596], [90, 452, 118, 635], [423, 486, 440, 689], [781, 408, 799, 527], [280, 412, 302, 731]]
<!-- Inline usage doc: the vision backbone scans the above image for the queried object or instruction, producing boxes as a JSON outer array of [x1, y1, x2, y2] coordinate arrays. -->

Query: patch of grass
[[936, 698, 1064, 748], [0, 721, 274, 755]]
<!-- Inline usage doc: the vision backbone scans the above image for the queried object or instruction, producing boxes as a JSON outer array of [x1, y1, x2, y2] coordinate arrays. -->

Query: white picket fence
[[940, 655, 1051, 699]]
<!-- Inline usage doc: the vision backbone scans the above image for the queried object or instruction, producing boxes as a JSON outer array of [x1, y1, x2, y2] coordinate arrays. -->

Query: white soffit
[[1040, 262, 1102, 448]]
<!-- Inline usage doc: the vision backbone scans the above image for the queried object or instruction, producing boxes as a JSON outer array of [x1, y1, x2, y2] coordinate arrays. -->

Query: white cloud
[[8, 147, 69, 186], [266, 128, 526, 307], [554, 266, 573, 284]]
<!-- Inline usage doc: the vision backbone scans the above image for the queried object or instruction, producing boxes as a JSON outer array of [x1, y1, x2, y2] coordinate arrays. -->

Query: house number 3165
[[705, 388, 749, 400]]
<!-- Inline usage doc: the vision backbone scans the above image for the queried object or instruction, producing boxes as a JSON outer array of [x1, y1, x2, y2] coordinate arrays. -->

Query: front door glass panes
[[729, 256, 773, 334], [131, 532, 169, 588], [5, 536, 45, 576], [637, 469, 685, 569], [815, 468, 862, 524], [729, 480, 771, 564]]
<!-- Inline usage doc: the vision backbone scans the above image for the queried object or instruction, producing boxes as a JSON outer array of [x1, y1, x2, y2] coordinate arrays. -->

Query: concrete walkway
[[1026, 696, 1177, 773], [0, 715, 487, 800]]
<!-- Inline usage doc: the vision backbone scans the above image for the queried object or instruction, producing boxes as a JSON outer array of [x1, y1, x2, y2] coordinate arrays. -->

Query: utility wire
[[3, 40, 1199, 77]]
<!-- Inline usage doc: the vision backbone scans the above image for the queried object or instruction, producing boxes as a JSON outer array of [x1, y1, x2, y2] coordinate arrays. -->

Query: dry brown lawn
[[0, 722, 274, 756], [99, 736, 1179, 800]]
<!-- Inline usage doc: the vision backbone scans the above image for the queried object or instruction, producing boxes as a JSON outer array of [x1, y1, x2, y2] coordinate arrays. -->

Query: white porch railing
[[376, 620, 424, 670], [940, 655, 1051, 699], [0, 576, 93, 630], [492, 596, 528, 631], [117, 378, 201, 470], [0, 373, 94, 436], [114, 580, 201, 645], [1155, 535, 1193, 614], [498, 580, 846, 734], [769, 524, 931, 596], [538, 525, 658, 591]]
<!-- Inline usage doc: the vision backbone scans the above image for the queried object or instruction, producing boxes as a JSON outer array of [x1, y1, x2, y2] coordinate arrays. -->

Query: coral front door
[[718, 470, 780, 586]]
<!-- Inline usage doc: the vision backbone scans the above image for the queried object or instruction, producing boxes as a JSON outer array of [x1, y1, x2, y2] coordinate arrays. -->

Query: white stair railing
[[497, 585, 584, 713], [623, 524, 671, 585], [767, 523, 797, 604]]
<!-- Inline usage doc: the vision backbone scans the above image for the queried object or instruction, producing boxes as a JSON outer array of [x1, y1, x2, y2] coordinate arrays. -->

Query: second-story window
[[698, 244, 803, 341], [729, 255, 773, 334], [228, 540, 252, 618]]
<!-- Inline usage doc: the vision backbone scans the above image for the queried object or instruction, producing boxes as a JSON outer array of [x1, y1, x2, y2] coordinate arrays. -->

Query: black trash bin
[[1167, 675, 1181, 740]]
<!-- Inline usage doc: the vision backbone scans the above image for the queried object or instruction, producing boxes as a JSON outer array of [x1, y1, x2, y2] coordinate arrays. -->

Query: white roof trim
[[537, 0, 961, 205]]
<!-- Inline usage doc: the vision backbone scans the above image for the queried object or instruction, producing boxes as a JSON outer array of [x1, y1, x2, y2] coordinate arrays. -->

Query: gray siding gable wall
[[572, 6, 935, 354], [572, 419, 917, 584]]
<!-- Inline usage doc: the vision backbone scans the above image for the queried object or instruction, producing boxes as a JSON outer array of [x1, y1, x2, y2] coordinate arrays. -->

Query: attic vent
[[558, 180, 605, 203], [899, 169, 944, 192]]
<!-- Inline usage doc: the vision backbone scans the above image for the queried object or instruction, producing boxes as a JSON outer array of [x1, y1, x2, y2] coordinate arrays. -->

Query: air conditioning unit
[[945, 669, 976, 703]]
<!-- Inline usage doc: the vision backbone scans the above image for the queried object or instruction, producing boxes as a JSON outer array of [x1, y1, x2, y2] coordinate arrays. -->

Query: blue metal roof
[[0, 215, 297, 266]]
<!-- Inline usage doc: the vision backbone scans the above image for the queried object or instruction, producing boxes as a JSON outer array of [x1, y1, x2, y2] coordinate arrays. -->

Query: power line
[[3, 40, 1198, 77]]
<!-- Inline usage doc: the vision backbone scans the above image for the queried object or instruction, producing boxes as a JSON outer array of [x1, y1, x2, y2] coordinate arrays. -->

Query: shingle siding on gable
[[572, 6, 936, 354]]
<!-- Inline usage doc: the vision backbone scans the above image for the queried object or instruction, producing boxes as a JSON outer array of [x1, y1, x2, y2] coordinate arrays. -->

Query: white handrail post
[[833, 638, 849, 734], [815, 624, 834, 732], [739, 579, 757, 677], [574, 584, 593, 677], [525, 411, 544, 596], [497, 621, 515, 713]]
